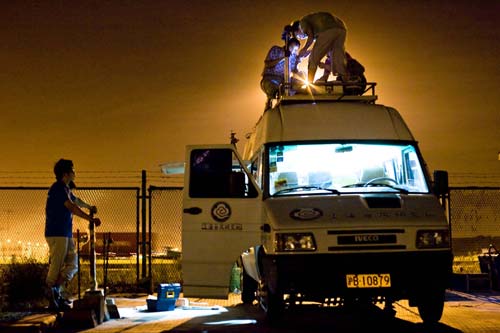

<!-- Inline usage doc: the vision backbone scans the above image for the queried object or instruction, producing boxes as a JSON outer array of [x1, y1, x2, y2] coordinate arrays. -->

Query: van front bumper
[[259, 250, 453, 301]]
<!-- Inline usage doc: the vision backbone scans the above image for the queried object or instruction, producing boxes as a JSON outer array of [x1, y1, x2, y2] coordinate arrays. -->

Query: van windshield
[[268, 143, 429, 196]]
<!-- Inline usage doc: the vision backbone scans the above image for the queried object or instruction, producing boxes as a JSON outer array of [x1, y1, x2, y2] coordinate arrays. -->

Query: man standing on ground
[[45, 158, 102, 310], [292, 12, 348, 83]]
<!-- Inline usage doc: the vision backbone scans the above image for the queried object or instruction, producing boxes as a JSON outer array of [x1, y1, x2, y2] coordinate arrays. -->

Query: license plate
[[346, 273, 391, 288]]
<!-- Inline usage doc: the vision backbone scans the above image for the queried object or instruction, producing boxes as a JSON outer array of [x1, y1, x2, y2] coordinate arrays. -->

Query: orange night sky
[[1, 0, 499, 184]]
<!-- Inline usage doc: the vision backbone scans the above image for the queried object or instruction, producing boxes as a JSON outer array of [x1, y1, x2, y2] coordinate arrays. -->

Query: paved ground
[[2, 290, 500, 333]]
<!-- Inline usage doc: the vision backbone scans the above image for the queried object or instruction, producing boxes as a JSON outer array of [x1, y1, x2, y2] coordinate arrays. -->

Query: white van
[[180, 82, 453, 324]]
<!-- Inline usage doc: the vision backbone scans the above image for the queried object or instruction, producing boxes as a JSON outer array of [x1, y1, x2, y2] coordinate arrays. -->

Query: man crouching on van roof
[[260, 37, 306, 110], [318, 52, 367, 95]]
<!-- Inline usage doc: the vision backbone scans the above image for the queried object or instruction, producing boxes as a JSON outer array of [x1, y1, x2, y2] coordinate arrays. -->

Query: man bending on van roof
[[291, 12, 348, 84]]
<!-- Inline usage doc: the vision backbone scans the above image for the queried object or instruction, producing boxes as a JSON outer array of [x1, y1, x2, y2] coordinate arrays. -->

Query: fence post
[[141, 170, 147, 279], [140, 170, 152, 293], [148, 186, 153, 288]]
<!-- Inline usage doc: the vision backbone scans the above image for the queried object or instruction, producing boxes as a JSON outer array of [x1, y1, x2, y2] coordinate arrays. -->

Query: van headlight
[[416, 230, 450, 249], [276, 233, 317, 252]]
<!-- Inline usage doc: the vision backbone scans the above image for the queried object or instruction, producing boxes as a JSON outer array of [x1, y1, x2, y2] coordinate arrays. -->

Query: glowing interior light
[[268, 143, 429, 195]]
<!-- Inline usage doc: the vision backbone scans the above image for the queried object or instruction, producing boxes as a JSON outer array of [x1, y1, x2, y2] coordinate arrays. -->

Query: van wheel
[[383, 300, 396, 318], [417, 288, 445, 324], [241, 267, 257, 304], [263, 287, 284, 324], [256, 247, 284, 323]]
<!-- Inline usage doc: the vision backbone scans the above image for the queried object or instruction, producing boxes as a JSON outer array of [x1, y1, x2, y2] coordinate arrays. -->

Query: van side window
[[402, 148, 425, 189], [189, 148, 258, 198], [250, 149, 263, 189]]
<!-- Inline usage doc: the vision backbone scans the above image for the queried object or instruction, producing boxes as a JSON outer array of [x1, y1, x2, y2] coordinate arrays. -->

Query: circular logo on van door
[[211, 202, 231, 222]]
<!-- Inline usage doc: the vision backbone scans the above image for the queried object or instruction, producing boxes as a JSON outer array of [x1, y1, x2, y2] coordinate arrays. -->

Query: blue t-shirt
[[262, 45, 300, 79], [45, 181, 76, 237]]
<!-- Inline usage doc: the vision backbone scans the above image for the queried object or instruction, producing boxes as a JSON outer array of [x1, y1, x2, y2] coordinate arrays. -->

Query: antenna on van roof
[[230, 131, 239, 148], [283, 25, 291, 97]]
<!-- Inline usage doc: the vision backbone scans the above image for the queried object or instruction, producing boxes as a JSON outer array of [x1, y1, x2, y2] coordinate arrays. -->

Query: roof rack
[[277, 81, 378, 104]]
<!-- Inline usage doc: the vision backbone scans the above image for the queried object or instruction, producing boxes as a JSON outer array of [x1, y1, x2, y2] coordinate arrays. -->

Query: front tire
[[417, 288, 445, 324], [257, 248, 284, 324], [241, 266, 258, 305], [260, 282, 284, 324]]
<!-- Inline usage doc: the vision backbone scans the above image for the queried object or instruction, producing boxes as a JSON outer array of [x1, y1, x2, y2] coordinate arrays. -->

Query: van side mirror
[[228, 171, 259, 198], [433, 170, 449, 195]]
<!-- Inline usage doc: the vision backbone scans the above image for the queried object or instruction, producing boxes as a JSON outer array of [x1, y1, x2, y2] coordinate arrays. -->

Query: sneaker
[[58, 298, 72, 310], [47, 286, 61, 311], [315, 74, 330, 83]]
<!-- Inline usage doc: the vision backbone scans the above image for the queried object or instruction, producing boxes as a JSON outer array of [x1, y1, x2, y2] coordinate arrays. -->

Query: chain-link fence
[[449, 187, 500, 274], [0, 187, 140, 295], [1, 185, 499, 291], [74, 187, 141, 291], [450, 187, 500, 253], [148, 187, 183, 287], [0, 187, 49, 260]]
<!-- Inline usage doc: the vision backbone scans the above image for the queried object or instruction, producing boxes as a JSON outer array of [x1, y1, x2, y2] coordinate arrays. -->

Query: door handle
[[183, 207, 202, 215]]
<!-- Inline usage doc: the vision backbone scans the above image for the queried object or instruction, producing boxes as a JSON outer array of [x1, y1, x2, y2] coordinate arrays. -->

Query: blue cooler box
[[147, 283, 181, 311]]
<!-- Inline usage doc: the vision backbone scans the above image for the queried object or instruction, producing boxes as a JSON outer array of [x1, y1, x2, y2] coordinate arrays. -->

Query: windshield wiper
[[273, 185, 340, 196], [342, 183, 409, 194], [367, 183, 409, 194]]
